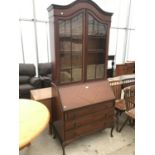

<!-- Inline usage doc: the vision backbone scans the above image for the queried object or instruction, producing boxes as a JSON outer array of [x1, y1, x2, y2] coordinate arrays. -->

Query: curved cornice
[[47, 0, 113, 16]]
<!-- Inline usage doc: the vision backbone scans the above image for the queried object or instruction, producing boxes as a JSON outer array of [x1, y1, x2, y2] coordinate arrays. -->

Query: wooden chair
[[109, 80, 126, 131], [119, 85, 135, 132]]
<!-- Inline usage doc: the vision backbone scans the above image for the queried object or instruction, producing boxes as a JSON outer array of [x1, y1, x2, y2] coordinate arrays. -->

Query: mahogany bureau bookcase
[[47, 0, 114, 154]]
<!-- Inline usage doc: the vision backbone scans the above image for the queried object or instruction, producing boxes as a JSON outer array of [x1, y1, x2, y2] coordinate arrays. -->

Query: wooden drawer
[[65, 101, 113, 121], [76, 108, 114, 128], [65, 117, 114, 141], [76, 119, 113, 137], [65, 120, 76, 131], [65, 107, 114, 131]]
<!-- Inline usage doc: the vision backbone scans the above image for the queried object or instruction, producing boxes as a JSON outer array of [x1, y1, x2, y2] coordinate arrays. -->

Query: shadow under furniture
[[38, 63, 52, 88], [19, 63, 41, 98]]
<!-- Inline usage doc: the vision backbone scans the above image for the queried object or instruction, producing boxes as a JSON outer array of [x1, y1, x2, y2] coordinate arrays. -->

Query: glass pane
[[96, 64, 104, 79], [60, 39, 71, 52], [59, 13, 83, 83], [87, 14, 107, 80], [98, 23, 107, 35], [72, 13, 82, 36], [59, 20, 71, 37], [88, 37, 105, 51], [87, 53, 104, 65], [60, 53, 71, 69], [88, 14, 107, 36], [87, 53, 104, 80], [60, 69, 71, 83], [72, 40, 82, 52], [72, 54, 82, 68], [72, 68, 82, 82], [87, 65, 95, 80]]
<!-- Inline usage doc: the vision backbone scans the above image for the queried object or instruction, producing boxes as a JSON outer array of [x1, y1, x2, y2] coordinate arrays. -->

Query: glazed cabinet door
[[86, 13, 108, 81], [58, 13, 84, 84]]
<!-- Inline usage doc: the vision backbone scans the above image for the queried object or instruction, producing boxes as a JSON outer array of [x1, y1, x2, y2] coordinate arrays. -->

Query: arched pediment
[[48, 0, 113, 20]]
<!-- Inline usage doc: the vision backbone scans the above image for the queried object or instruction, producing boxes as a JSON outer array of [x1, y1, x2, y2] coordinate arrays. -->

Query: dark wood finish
[[51, 80, 115, 154], [48, 1, 114, 154], [48, 0, 113, 85], [115, 62, 135, 76]]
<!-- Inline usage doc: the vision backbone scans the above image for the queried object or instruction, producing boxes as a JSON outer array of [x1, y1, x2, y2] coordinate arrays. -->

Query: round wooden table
[[19, 99, 50, 150]]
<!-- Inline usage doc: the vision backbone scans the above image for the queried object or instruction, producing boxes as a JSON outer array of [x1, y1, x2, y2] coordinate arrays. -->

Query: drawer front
[[76, 108, 114, 128], [65, 120, 76, 131], [65, 101, 114, 121], [65, 106, 114, 130], [64, 116, 114, 141], [76, 119, 113, 137], [65, 108, 114, 130]]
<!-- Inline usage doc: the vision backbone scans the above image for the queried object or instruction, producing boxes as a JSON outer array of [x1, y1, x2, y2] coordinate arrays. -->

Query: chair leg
[[49, 123, 53, 135], [115, 111, 119, 132], [110, 125, 114, 137], [52, 126, 56, 139], [119, 117, 129, 132], [62, 145, 65, 155]]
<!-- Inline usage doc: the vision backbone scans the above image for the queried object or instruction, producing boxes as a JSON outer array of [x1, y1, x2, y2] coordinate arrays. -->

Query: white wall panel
[[21, 22, 37, 64], [19, 0, 33, 18], [37, 22, 49, 63]]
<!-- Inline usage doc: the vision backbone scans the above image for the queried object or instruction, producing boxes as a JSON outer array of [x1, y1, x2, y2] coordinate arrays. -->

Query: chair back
[[109, 80, 122, 100], [38, 63, 51, 76], [122, 78, 135, 88], [19, 63, 36, 77], [124, 85, 135, 111]]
